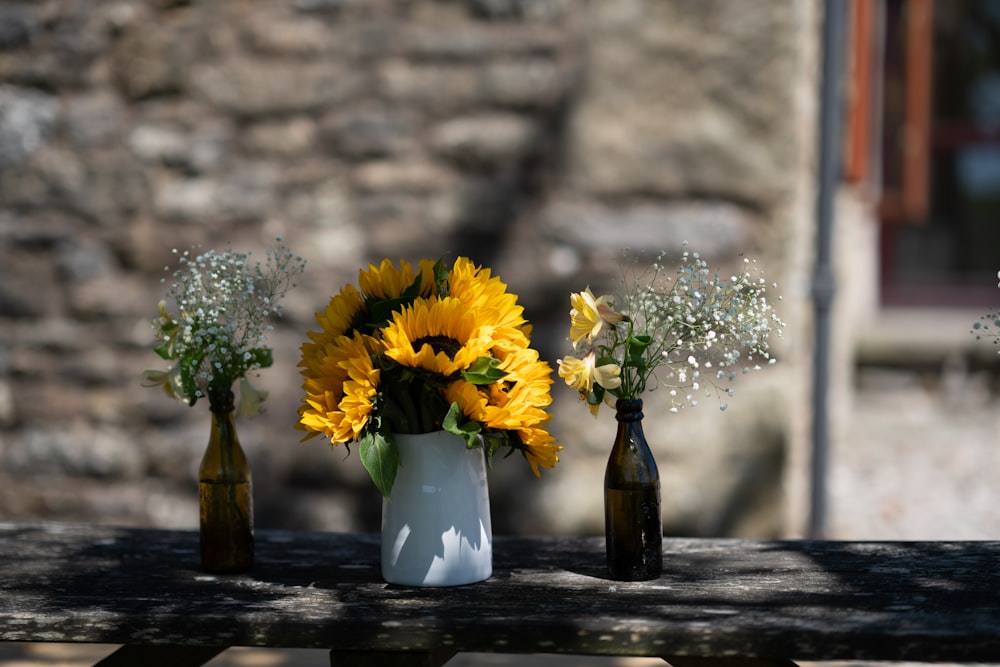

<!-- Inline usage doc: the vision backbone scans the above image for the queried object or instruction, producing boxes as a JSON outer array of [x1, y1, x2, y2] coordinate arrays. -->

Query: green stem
[[419, 383, 443, 432], [384, 377, 419, 433]]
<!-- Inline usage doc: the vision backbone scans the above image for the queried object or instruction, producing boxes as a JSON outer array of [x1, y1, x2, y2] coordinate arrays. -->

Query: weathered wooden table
[[1, 522, 999, 667]]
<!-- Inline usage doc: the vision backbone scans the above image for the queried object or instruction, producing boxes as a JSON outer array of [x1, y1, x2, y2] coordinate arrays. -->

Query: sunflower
[[444, 346, 561, 476], [444, 377, 560, 476], [446, 256, 530, 351], [518, 425, 560, 476], [381, 296, 496, 378], [315, 283, 365, 338], [482, 347, 553, 426], [299, 283, 366, 372], [298, 332, 380, 444], [359, 258, 437, 301]]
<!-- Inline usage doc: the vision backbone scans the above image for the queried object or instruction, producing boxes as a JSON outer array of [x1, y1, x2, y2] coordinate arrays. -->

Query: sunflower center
[[414, 335, 462, 360]]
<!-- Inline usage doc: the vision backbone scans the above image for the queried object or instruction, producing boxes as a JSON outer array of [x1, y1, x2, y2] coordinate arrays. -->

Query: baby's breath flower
[[144, 240, 306, 413], [557, 246, 784, 416], [972, 276, 1000, 353]]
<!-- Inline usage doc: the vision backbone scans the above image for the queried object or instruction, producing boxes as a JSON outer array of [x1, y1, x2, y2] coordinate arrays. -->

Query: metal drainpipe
[[809, 0, 847, 539]]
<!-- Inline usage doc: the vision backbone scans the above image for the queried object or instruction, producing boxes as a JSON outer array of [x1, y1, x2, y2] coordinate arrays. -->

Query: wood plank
[[665, 659, 798, 667], [94, 644, 226, 666], [1, 523, 999, 663], [328, 648, 456, 667]]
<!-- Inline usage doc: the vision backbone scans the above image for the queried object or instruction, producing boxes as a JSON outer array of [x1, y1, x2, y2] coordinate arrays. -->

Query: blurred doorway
[[850, 0, 1000, 306]]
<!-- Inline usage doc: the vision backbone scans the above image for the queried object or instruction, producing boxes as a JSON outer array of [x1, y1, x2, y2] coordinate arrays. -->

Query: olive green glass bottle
[[604, 398, 662, 581], [199, 391, 254, 573]]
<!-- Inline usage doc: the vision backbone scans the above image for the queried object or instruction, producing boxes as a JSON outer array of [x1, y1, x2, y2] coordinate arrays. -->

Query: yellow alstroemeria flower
[[569, 287, 625, 349], [557, 351, 622, 395], [593, 361, 622, 391], [142, 367, 182, 400]]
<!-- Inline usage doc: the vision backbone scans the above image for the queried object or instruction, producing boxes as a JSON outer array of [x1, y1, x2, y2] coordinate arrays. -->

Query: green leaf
[[442, 402, 481, 448], [360, 431, 399, 500], [248, 347, 274, 369], [626, 335, 652, 363], [480, 431, 506, 469], [178, 353, 205, 406], [153, 340, 174, 361], [153, 320, 179, 360], [367, 297, 408, 330], [433, 258, 450, 297], [401, 271, 426, 300], [461, 356, 508, 385]]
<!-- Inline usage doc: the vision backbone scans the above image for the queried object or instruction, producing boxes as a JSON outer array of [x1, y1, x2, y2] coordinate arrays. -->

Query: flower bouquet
[[145, 241, 305, 413], [144, 240, 305, 573], [296, 256, 559, 499], [558, 246, 783, 413], [557, 245, 783, 580], [298, 256, 558, 585]]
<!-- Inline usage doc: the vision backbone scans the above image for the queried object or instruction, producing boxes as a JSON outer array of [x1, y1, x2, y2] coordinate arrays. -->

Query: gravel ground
[[826, 365, 1000, 541], [2, 367, 996, 666]]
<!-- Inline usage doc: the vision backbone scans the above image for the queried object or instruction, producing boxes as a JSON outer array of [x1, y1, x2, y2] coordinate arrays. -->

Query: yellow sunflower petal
[[444, 379, 489, 423], [382, 297, 494, 377], [300, 283, 366, 374], [297, 332, 378, 443], [358, 258, 436, 300], [447, 256, 530, 348], [518, 425, 561, 476]]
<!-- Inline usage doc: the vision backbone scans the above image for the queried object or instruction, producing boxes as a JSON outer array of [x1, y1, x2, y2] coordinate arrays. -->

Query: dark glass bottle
[[604, 398, 662, 581], [199, 390, 254, 573]]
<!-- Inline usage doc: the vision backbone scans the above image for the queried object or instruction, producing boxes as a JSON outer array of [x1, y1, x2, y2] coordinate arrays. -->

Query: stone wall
[[0, 0, 817, 537]]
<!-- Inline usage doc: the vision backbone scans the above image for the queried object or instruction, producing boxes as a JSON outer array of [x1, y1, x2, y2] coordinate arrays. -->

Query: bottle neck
[[209, 391, 235, 415], [202, 390, 246, 481], [615, 399, 644, 423], [207, 390, 239, 459]]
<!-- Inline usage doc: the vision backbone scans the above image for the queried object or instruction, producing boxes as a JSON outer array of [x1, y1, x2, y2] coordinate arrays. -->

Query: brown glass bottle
[[199, 390, 254, 573], [604, 398, 662, 581]]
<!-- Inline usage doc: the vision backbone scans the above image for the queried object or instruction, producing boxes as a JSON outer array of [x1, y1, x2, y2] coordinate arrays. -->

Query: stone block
[[64, 92, 125, 148], [243, 14, 337, 56], [430, 112, 539, 168], [543, 199, 753, 259], [563, 0, 801, 203], [111, 22, 192, 100], [352, 160, 457, 194], [378, 60, 480, 112], [191, 60, 364, 117], [0, 85, 58, 166], [243, 117, 318, 157], [320, 105, 417, 159], [155, 166, 277, 224], [129, 120, 230, 173], [481, 58, 571, 109], [400, 25, 567, 60]]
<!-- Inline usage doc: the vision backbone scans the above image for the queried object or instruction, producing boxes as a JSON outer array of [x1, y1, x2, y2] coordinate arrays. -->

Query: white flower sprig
[[971, 270, 1000, 352], [558, 245, 784, 416], [144, 238, 306, 416]]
